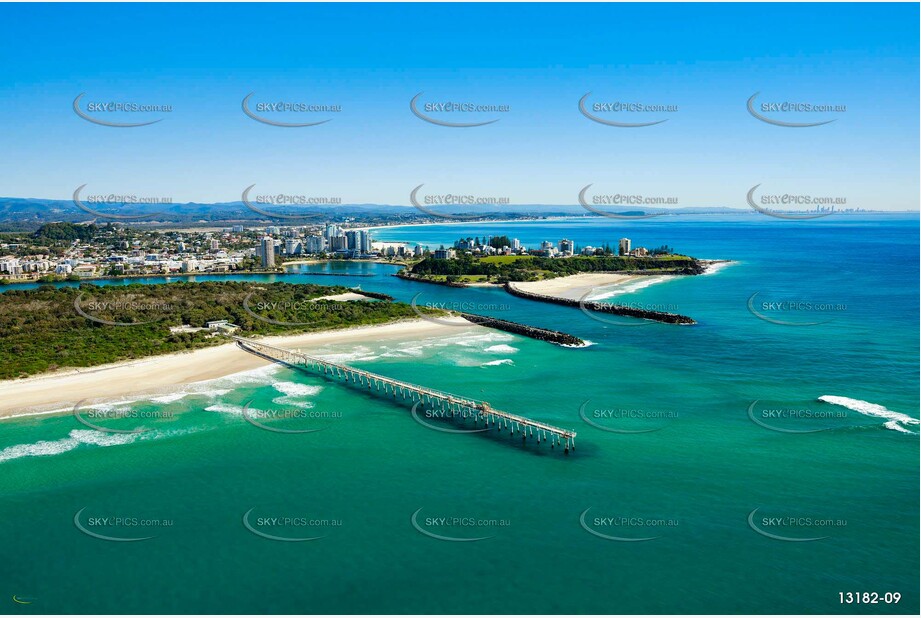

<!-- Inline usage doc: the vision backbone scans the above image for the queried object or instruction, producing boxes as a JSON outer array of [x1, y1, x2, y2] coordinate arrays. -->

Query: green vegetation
[[34, 222, 101, 242], [479, 255, 531, 265], [0, 281, 440, 379], [422, 274, 489, 283], [488, 235, 512, 249], [410, 254, 702, 283]]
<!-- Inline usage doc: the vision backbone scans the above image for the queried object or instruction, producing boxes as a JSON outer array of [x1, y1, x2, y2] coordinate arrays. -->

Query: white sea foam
[[449, 332, 514, 347], [0, 429, 141, 464], [86, 403, 135, 415], [191, 388, 232, 399], [149, 393, 189, 404], [390, 344, 426, 357], [272, 382, 323, 398], [484, 344, 519, 354], [481, 359, 514, 367], [212, 364, 282, 385], [702, 261, 733, 276], [270, 382, 322, 406], [317, 346, 381, 363], [588, 276, 668, 301], [313, 331, 513, 365], [884, 420, 914, 434], [70, 429, 139, 447], [204, 403, 248, 416], [819, 395, 919, 434], [0, 437, 80, 463]]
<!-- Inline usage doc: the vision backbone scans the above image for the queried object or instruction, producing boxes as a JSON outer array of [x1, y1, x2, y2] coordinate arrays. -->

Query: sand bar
[[512, 273, 669, 301], [0, 317, 474, 419], [311, 292, 367, 302]]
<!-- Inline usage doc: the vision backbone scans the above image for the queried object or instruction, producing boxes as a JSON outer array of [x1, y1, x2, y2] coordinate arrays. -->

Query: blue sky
[[0, 2, 918, 210]]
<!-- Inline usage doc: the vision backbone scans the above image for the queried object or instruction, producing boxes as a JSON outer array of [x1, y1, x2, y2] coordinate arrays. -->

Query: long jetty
[[233, 336, 577, 452], [459, 312, 584, 346], [505, 282, 696, 325]]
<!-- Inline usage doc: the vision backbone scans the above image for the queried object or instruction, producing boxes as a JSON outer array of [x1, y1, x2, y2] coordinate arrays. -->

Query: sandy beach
[[511, 273, 668, 301], [0, 317, 474, 420], [311, 292, 367, 302]]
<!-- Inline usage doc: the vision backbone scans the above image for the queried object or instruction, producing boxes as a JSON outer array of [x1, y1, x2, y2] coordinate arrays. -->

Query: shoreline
[[510, 272, 672, 301], [0, 261, 394, 286], [506, 260, 730, 301], [0, 317, 475, 421]]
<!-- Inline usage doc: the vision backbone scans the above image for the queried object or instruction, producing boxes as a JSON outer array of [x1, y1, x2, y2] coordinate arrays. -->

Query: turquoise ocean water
[[1, 215, 918, 614]]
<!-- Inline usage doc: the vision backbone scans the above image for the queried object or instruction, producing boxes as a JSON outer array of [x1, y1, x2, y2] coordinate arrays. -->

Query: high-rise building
[[512, 238, 521, 250], [345, 230, 360, 251], [210, 239, 219, 252], [304, 235, 325, 253], [285, 239, 301, 255], [324, 224, 342, 241], [619, 238, 631, 256], [261, 236, 275, 268], [559, 239, 574, 256], [360, 230, 372, 253], [329, 235, 348, 251], [433, 248, 456, 259]]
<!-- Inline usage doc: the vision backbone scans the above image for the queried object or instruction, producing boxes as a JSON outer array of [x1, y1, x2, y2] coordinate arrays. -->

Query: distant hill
[[0, 196, 753, 231]]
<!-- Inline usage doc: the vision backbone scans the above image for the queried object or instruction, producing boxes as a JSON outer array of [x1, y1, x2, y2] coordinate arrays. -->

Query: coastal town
[[0, 218, 664, 283], [0, 222, 405, 281], [439, 234, 669, 258]]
